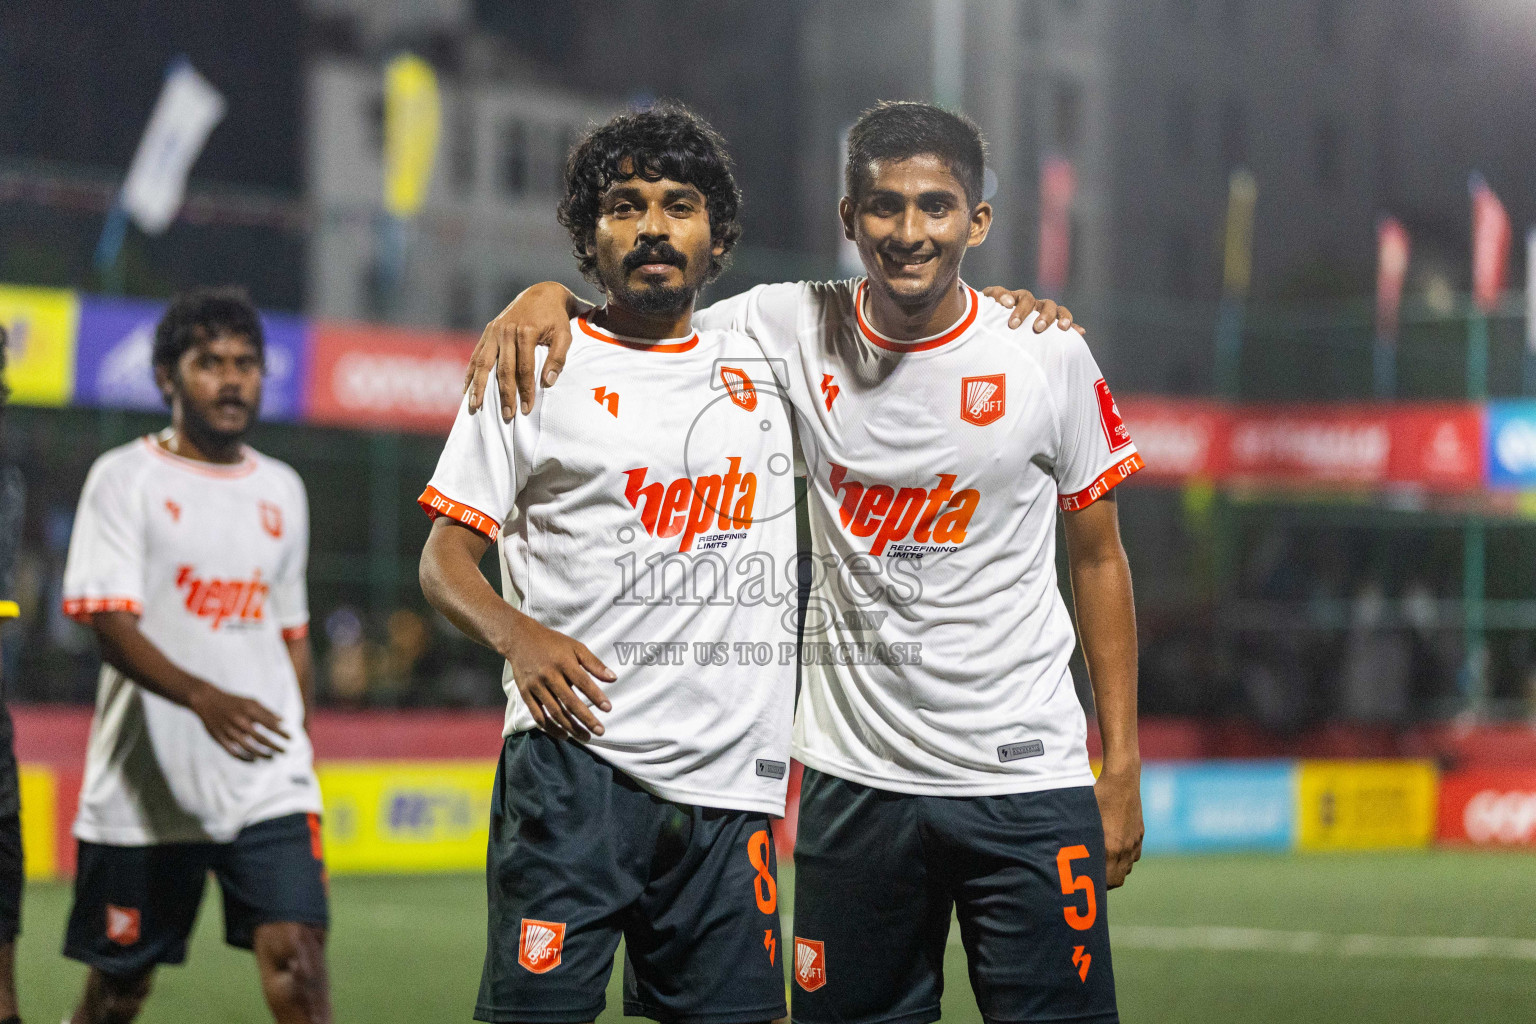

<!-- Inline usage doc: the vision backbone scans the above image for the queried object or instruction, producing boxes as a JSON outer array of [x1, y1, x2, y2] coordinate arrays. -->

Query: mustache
[[622, 242, 688, 275]]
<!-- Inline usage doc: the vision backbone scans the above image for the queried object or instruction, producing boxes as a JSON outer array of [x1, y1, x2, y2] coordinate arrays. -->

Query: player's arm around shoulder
[[1062, 495, 1144, 889]]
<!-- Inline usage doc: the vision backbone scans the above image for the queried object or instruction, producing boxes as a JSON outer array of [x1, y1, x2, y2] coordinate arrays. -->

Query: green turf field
[[17, 850, 1534, 1023]]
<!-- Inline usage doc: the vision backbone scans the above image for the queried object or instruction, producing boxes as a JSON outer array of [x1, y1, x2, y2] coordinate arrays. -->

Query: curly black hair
[[152, 286, 264, 402], [558, 102, 743, 284], [845, 101, 987, 209]]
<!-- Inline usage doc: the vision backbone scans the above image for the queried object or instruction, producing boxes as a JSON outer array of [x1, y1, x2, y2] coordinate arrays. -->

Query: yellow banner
[[1297, 760, 1438, 851], [382, 54, 440, 219], [318, 760, 490, 873], [0, 285, 78, 406], [19, 765, 56, 880]]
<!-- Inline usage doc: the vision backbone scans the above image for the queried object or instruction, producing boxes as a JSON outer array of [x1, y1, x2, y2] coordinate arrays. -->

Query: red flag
[[1470, 173, 1511, 313], [1375, 217, 1410, 338], [1037, 156, 1076, 294]]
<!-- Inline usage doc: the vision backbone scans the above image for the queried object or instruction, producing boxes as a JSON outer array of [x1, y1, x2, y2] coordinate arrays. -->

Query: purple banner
[[73, 295, 309, 421]]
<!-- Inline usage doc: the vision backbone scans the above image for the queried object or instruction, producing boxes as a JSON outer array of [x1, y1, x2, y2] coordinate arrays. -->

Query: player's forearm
[[90, 610, 218, 710], [420, 520, 524, 659], [1068, 550, 1140, 774], [523, 281, 592, 320]]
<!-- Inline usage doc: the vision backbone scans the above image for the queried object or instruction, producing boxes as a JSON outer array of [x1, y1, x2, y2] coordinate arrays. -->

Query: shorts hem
[[982, 1014, 1118, 1024], [625, 998, 788, 1024], [792, 1005, 940, 1024], [473, 999, 606, 1024], [225, 915, 329, 951], [62, 942, 183, 974]]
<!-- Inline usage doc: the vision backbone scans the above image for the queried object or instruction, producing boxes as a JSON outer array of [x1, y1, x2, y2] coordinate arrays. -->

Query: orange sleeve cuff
[[1059, 452, 1144, 512], [281, 623, 310, 641], [62, 597, 143, 623], [418, 486, 502, 541]]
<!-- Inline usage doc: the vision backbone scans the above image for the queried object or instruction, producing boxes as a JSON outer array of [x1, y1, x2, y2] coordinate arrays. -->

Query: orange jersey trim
[[575, 316, 699, 353], [855, 280, 979, 353], [281, 623, 310, 641], [63, 596, 144, 622], [1059, 453, 1143, 512], [418, 486, 502, 541]]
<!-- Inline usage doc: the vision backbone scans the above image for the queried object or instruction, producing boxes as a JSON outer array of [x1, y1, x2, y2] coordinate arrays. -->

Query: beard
[[600, 241, 704, 319]]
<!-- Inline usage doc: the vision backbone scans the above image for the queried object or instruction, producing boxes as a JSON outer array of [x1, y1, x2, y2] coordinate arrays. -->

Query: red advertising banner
[[307, 321, 476, 433], [1224, 404, 1482, 492], [1438, 768, 1536, 847]]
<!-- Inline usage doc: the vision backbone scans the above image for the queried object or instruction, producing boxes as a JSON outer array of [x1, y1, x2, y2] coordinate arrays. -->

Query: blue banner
[[73, 295, 309, 421], [1141, 761, 1296, 854], [1486, 401, 1536, 489]]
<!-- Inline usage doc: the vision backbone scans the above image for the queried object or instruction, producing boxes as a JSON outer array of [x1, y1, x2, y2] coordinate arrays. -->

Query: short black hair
[[844, 101, 987, 208], [152, 287, 264, 385], [558, 102, 743, 284]]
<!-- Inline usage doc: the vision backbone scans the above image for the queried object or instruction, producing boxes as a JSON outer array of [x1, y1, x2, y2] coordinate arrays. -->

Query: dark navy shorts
[[477, 731, 786, 1024], [64, 812, 329, 977], [791, 770, 1118, 1024]]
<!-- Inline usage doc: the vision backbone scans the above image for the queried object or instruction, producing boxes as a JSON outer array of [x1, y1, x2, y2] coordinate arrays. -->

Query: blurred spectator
[[1338, 581, 1410, 726]]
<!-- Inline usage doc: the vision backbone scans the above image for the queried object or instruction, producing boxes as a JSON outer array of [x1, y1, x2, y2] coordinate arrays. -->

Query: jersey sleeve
[[1051, 331, 1144, 512], [269, 473, 311, 639], [62, 455, 148, 620], [418, 364, 529, 540], [695, 282, 809, 368]]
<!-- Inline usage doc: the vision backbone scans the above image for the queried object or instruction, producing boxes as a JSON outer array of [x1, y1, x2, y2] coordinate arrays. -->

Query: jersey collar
[[854, 280, 979, 353], [142, 435, 258, 478], [576, 314, 700, 353]]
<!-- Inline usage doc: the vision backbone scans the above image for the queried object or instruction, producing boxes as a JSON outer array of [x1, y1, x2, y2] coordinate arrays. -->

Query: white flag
[[120, 61, 226, 235]]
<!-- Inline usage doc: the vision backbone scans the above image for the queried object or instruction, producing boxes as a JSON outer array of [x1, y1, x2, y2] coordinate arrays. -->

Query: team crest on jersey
[[794, 937, 826, 991], [259, 501, 283, 538], [961, 374, 1006, 426], [518, 919, 566, 974], [720, 366, 758, 411], [1095, 378, 1132, 451], [106, 905, 140, 946]]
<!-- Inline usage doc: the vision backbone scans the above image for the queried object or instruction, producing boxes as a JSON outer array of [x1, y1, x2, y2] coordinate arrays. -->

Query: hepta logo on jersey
[[961, 373, 1006, 426], [624, 458, 758, 552], [794, 937, 826, 991], [829, 464, 981, 555], [1096, 378, 1132, 451], [176, 566, 270, 629], [518, 919, 566, 974], [720, 365, 758, 411]]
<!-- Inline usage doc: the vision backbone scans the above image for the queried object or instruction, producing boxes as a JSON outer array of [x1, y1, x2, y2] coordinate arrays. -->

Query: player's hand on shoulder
[[502, 615, 616, 743], [1093, 765, 1144, 888], [981, 286, 1086, 336], [187, 681, 291, 761], [464, 282, 583, 421]]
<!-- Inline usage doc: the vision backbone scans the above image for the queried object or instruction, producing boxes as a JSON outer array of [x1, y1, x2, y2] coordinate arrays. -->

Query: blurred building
[[305, 55, 613, 328], [790, 0, 1536, 392]]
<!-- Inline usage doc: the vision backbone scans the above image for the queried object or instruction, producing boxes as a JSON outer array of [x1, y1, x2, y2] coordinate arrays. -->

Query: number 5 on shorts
[[1056, 844, 1096, 931]]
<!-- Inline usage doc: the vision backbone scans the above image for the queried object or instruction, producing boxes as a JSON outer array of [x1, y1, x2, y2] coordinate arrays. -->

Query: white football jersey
[[62, 437, 320, 844], [697, 280, 1142, 796], [420, 317, 798, 816]]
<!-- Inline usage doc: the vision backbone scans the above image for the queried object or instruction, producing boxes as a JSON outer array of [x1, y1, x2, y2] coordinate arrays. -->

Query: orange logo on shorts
[[1072, 944, 1092, 982], [518, 919, 566, 974], [106, 905, 140, 946], [794, 937, 825, 991]]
